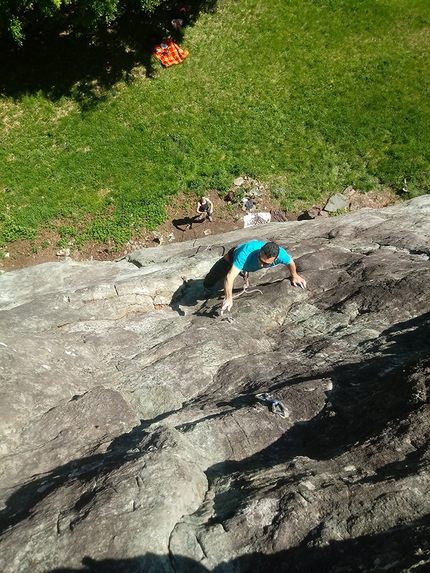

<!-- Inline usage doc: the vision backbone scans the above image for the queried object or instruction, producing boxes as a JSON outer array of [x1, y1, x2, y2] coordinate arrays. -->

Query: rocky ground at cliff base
[[0, 196, 429, 573], [0, 187, 400, 273]]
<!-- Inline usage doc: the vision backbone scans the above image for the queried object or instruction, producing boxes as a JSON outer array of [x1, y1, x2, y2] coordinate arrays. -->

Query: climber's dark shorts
[[203, 247, 236, 288]]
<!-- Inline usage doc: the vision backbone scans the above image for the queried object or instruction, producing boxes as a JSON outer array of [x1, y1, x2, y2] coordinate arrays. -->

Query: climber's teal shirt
[[233, 240, 291, 272]]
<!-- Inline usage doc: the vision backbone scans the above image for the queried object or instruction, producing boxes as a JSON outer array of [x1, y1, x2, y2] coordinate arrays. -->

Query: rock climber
[[203, 240, 306, 312]]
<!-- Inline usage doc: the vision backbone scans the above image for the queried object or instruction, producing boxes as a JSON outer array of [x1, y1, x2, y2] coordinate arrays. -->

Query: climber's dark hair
[[261, 242, 280, 259]]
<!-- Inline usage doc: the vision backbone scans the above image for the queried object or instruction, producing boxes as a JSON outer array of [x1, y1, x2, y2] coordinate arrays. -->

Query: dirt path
[[0, 187, 400, 273]]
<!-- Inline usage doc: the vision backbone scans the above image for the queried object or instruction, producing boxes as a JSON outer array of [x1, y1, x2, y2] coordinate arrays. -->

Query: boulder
[[323, 193, 350, 212]]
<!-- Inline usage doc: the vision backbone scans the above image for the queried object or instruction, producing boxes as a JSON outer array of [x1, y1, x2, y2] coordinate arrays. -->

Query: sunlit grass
[[0, 0, 429, 247]]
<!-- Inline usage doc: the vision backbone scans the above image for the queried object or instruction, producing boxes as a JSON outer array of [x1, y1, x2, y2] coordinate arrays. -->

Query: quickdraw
[[256, 393, 288, 418]]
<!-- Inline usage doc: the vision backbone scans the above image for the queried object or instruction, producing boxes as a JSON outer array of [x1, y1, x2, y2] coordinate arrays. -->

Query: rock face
[[0, 196, 430, 573]]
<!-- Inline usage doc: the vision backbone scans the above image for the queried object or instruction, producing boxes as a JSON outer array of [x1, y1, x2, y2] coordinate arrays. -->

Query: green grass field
[[0, 0, 429, 250]]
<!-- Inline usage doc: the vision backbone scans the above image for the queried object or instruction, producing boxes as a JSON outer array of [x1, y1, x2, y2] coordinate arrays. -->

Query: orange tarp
[[152, 39, 189, 67]]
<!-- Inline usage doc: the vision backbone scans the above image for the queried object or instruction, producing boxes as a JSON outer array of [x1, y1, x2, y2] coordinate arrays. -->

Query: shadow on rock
[[275, 513, 430, 573], [46, 553, 208, 572], [175, 394, 256, 433], [207, 312, 430, 477], [0, 419, 170, 535], [168, 268, 270, 318], [43, 512, 430, 572], [3, 311, 430, 571], [170, 278, 222, 317]]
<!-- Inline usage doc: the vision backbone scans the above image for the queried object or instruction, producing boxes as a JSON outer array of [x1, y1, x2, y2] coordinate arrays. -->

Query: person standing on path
[[196, 196, 214, 222]]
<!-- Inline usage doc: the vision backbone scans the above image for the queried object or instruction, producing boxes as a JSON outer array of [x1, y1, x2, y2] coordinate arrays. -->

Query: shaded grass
[[0, 0, 429, 247]]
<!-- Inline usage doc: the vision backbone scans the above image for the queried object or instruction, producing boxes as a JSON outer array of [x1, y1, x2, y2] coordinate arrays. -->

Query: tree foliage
[[0, 0, 169, 43]]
